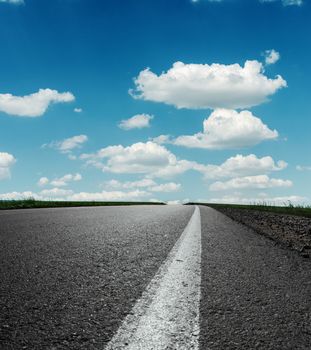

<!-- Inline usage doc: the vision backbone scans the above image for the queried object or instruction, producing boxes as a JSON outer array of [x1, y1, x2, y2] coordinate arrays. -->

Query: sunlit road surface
[[1, 205, 311, 349]]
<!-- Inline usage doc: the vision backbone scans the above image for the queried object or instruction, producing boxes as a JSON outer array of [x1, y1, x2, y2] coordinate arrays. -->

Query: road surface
[[0, 205, 311, 349]]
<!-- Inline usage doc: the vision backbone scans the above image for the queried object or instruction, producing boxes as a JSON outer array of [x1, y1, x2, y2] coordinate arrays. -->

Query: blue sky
[[0, 0, 310, 204]]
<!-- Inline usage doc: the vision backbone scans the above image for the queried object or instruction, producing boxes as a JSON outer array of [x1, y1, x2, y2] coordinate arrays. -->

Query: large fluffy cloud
[[81, 141, 289, 182], [174, 109, 278, 149], [81, 141, 196, 177], [118, 114, 153, 130], [0, 89, 75, 117], [209, 175, 292, 191], [131, 60, 286, 109], [203, 154, 287, 179], [0, 152, 16, 180]]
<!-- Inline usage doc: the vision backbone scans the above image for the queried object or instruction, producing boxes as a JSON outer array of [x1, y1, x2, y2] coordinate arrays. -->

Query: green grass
[[0, 199, 165, 210], [187, 201, 311, 218]]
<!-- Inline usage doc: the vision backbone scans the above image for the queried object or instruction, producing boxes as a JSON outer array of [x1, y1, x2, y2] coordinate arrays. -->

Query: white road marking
[[105, 205, 202, 350]]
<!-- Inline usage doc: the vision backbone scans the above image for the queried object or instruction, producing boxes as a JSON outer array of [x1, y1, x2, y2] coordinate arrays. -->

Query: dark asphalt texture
[[200, 206, 311, 350], [2, 205, 311, 350], [0, 205, 194, 350]]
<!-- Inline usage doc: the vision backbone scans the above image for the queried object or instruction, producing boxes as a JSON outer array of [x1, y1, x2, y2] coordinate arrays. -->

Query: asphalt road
[[1, 205, 311, 349]]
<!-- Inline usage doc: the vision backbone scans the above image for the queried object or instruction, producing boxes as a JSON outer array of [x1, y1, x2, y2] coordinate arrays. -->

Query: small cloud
[[260, 0, 303, 6], [264, 49, 280, 65], [296, 165, 311, 171], [150, 135, 172, 145], [0, 0, 24, 4], [40, 188, 74, 198], [37, 177, 49, 187], [209, 175, 292, 191], [74, 108, 82, 113], [43, 135, 88, 154], [118, 114, 153, 130], [50, 173, 82, 187], [0, 151, 16, 180], [104, 178, 181, 192]]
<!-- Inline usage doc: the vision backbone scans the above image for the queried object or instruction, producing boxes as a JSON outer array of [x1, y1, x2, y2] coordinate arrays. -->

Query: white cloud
[[104, 178, 156, 189], [44, 134, 88, 154], [0, 89, 74, 117], [0, 152, 16, 180], [260, 0, 303, 6], [264, 49, 280, 65], [68, 190, 149, 201], [194, 0, 303, 5], [151, 135, 171, 145], [203, 154, 287, 179], [296, 165, 311, 171], [131, 60, 286, 110], [104, 178, 181, 193], [74, 108, 82, 113], [39, 188, 74, 198], [0, 0, 24, 4], [209, 175, 292, 191], [37, 177, 49, 187], [80, 140, 289, 182], [174, 109, 278, 149], [81, 141, 193, 178], [149, 182, 181, 192], [50, 173, 82, 187], [0, 191, 39, 200], [0, 189, 150, 202], [118, 114, 153, 130]]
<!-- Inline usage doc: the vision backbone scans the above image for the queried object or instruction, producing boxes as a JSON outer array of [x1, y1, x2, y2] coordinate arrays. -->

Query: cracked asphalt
[[1, 205, 311, 349]]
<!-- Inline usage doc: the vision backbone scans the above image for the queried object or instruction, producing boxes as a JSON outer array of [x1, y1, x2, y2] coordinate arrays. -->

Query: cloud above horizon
[[38, 173, 82, 187], [202, 154, 287, 179], [173, 109, 278, 149], [118, 114, 153, 130], [80, 141, 195, 178], [264, 49, 280, 65], [260, 0, 303, 6], [0, 0, 24, 4], [44, 135, 88, 154], [0, 89, 74, 117], [131, 60, 286, 110], [192, 0, 303, 6], [0, 152, 16, 180], [209, 174, 292, 191]]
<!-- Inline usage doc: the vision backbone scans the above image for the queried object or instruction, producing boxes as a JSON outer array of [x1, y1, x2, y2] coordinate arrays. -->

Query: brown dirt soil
[[214, 207, 311, 258]]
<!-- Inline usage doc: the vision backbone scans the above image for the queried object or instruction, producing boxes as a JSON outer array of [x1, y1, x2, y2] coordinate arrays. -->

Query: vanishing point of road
[[1, 205, 311, 349]]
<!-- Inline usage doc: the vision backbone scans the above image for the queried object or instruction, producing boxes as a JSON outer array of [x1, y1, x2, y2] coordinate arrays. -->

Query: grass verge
[[0, 199, 165, 210]]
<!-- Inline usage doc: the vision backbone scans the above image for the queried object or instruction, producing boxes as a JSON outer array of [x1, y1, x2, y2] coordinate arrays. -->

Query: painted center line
[[105, 205, 202, 350]]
